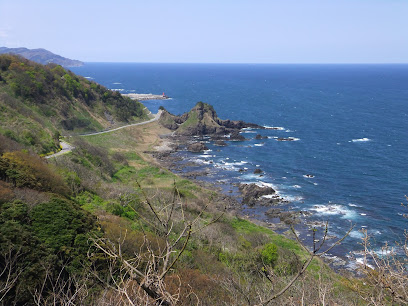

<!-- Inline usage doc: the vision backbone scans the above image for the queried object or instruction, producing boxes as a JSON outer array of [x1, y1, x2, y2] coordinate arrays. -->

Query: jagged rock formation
[[159, 102, 263, 137]]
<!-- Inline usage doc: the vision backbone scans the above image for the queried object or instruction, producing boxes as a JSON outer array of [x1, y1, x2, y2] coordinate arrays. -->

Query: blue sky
[[0, 0, 407, 63]]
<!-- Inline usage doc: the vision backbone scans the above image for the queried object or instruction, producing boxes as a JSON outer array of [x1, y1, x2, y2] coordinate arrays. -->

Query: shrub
[[260, 243, 278, 266], [30, 198, 95, 252]]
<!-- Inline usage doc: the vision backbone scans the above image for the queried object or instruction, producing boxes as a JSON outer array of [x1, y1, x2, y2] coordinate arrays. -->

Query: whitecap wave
[[310, 204, 357, 219], [292, 185, 302, 189], [193, 158, 213, 165], [84, 76, 93, 79], [198, 155, 215, 158], [240, 174, 263, 180], [264, 126, 285, 130], [254, 143, 264, 147], [112, 88, 124, 91], [354, 257, 375, 269], [352, 138, 371, 142], [349, 230, 364, 239], [262, 194, 278, 199], [275, 137, 300, 141], [284, 195, 304, 202]]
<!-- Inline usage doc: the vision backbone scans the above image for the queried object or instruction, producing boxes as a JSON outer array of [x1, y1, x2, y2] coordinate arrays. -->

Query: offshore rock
[[187, 142, 209, 153], [239, 183, 275, 206]]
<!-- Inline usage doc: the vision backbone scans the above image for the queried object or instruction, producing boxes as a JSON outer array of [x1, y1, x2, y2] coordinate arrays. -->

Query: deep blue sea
[[72, 63, 408, 267]]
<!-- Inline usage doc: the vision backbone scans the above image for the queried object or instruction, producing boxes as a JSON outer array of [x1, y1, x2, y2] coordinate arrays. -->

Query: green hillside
[[0, 54, 148, 154]]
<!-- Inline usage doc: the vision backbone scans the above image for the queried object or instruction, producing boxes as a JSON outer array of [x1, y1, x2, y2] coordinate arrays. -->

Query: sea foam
[[352, 138, 371, 142]]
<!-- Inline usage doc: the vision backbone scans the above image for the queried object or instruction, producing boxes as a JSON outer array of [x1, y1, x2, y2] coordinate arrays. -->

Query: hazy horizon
[[1, 0, 407, 64]]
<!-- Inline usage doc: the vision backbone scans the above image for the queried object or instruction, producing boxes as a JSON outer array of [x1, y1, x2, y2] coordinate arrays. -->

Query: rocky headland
[[153, 102, 303, 228], [158, 102, 264, 138]]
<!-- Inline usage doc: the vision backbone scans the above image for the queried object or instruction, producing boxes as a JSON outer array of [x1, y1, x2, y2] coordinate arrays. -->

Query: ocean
[[71, 63, 408, 267]]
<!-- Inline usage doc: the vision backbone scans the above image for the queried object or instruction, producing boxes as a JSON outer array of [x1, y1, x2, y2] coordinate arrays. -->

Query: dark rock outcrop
[[277, 137, 295, 141], [215, 140, 227, 146], [158, 110, 182, 130], [187, 142, 209, 152], [239, 183, 275, 206], [255, 134, 268, 140], [254, 168, 263, 174], [265, 208, 300, 225], [229, 130, 246, 141]]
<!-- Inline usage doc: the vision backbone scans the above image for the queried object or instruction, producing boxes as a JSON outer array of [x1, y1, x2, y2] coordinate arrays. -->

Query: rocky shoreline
[[147, 102, 351, 270], [148, 102, 307, 231]]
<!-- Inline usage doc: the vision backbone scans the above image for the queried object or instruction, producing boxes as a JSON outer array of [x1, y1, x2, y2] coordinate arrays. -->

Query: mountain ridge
[[0, 47, 84, 67]]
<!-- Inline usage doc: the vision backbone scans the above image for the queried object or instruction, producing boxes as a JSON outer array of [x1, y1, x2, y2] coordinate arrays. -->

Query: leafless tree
[[90, 182, 224, 305], [354, 228, 408, 305], [257, 222, 354, 305], [31, 260, 92, 306], [0, 245, 24, 304]]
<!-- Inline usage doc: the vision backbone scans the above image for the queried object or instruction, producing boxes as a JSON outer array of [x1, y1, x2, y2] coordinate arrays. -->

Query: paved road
[[46, 110, 162, 159], [80, 110, 162, 137], [45, 141, 75, 159]]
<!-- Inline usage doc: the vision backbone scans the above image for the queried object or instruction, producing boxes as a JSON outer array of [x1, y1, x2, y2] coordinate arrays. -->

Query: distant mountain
[[0, 47, 84, 67]]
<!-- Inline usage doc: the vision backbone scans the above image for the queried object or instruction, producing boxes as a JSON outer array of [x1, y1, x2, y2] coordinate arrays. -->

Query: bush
[[260, 243, 278, 266], [30, 198, 95, 252]]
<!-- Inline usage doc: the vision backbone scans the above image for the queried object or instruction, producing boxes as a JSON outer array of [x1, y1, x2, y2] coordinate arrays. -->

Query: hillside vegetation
[[0, 60, 406, 305], [0, 54, 148, 154]]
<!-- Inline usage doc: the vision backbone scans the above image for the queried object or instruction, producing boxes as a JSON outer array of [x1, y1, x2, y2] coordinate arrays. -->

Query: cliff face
[[0, 47, 84, 67], [159, 102, 263, 136]]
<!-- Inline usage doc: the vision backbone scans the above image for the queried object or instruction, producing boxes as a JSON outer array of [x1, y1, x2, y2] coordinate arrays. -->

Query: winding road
[[46, 110, 162, 159]]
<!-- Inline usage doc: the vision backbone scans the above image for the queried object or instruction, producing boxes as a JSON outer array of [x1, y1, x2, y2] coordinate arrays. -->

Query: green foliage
[[30, 198, 95, 252], [260, 243, 278, 266], [0, 196, 98, 304], [75, 190, 102, 205]]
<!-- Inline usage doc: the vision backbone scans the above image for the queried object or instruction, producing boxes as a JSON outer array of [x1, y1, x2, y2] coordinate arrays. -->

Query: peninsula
[[122, 93, 170, 100]]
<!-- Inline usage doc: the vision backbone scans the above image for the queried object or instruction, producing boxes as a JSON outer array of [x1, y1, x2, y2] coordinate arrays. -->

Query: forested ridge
[[0, 58, 407, 305], [0, 54, 147, 154]]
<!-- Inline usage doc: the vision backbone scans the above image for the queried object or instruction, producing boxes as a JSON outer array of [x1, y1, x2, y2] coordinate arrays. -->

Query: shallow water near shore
[[72, 63, 408, 268]]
